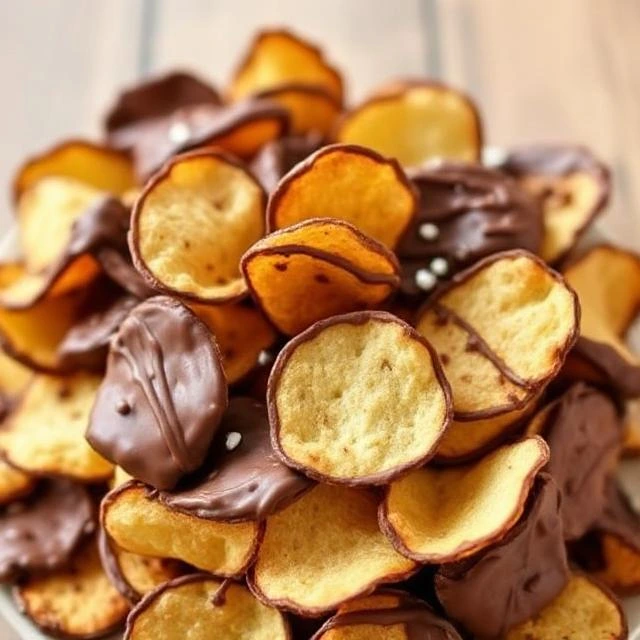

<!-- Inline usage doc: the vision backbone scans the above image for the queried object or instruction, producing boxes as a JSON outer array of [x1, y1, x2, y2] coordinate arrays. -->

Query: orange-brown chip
[[267, 144, 417, 248], [623, 399, 640, 457], [380, 437, 549, 564], [130, 150, 266, 303], [125, 574, 290, 640], [248, 483, 417, 615], [242, 218, 400, 335], [13, 139, 135, 202], [416, 251, 579, 420], [269, 311, 451, 484], [229, 29, 344, 104], [0, 460, 35, 505], [336, 81, 481, 167]]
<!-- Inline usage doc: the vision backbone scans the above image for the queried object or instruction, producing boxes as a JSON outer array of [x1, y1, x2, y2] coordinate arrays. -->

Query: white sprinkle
[[418, 223, 439, 241], [168, 121, 191, 144], [225, 431, 242, 451], [430, 257, 449, 277], [257, 350, 273, 366], [415, 268, 437, 291]]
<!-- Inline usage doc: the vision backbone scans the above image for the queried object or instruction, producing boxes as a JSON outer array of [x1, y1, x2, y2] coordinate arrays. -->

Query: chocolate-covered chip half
[[87, 296, 228, 490]]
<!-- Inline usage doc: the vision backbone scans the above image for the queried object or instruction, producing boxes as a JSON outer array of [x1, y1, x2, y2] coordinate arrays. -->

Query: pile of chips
[[0, 27, 637, 640]]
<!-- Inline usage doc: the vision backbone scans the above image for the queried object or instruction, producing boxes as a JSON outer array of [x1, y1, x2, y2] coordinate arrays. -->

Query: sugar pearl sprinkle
[[225, 431, 242, 451], [419, 223, 440, 241], [415, 269, 438, 291], [168, 121, 191, 144], [430, 257, 449, 277]]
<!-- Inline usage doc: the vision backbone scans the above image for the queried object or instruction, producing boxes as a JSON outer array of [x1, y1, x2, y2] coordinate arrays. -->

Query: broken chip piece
[[242, 218, 400, 335], [248, 483, 417, 615], [269, 311, 451, 484], [101, 481, 261, 576], [87, 296, 228, 490], [381, 437, 549, 565], [125, 573, 290, 640], [15, 538, 129, 639], [336, 81, 481, 167], [501, 144, 610, 263], [267, 143, 418, 248], [130, 149, 266, 304]]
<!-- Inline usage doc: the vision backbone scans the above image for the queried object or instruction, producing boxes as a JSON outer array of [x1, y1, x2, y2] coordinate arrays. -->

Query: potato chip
[[336, 81, 481, 167], [248, 483, 416, 615], [0, 373, 113, 482], [416, 250, 579, 419], [229, 29, 343, 103], [242, 218, 400, 335], [111, 466, 133, 489], [101, 481, 261, 576], [380, 437, 549, 564], [269, 311, 451, 484], [0, 461, 34, 505], [505, 574, 627, 640], [191, 302, 277, 384], [501, 145, 610, 263], [125, 574, 289, 640], [267, 143, 417, 248], [623, 399, 640, 457], [0, 348, 32, 398], [130, 149, 266, 303], [13, 139, 135, 202], [15, 539, 129, 639]]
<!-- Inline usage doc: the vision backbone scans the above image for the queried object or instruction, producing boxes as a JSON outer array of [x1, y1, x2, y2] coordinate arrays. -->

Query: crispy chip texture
[[249, 483, 416, 615], [126, 574, 289, 640], [0, 460, 34, 505], [505, 574, 627, 640], [380, 437, 549, 563], [131, 150, 266, 303], [102, 482, 260, 576], [13, 140, 135, 201], [336, 82, 481, 166], [15, 540, 129, 639], [242, 218, 400, 335], [416, 251, 579, 419], [230, 29, 343, 103], [269, 311, 451, 484], [267, 144, 417, 248], [0, 373, 113, 482]]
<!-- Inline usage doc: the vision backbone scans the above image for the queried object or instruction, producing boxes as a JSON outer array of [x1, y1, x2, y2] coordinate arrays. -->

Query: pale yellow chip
[[242, 218, 400, 335], [15, 540, 130, 639], [0, 349, 32, 397], [336, 82, 481, 166], [270, 311, 451, 484], [267, 144, 417, 248], [0, 373, 113, 482], [380, 437, 549, 563], [102, 482, 260, 577], [131, 149, 266, 303], [506, 574, 627, 640], [125, 574, 289, 640], [249, 483, 417, 615], [0, 460, 35, 505]]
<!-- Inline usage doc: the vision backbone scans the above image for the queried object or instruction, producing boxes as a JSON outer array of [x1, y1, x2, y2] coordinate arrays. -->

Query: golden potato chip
[[125, 574, 290, 640], [102, 481, 260, 576], [98, 530, 185, 603], [0, 373, 113, 482], [0, 348, 32, 398], [248, 483, 417, 615], [267, 143, 417, 248], [269, 311, 451, 484], [501, 145, 610, 263], [255, 83, 341, 136], [190, 302, 277, 384], [505, 574, 627, 640], [336, 81, 481, 167], [229, 28, 343, 103], [130, 149, 266, 303], [380, 437, 549, 563], [13, 139, 135, 202], [416, 251, 579, 419], [623, 399, 640, 457], [242, 218, 400, 335], [14, 539, 129, 639], [0, 460, 35, 505]]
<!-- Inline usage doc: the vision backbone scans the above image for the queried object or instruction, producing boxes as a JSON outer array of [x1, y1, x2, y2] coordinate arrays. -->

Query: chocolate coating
[[397, 162, 543, 299], [436, 474, 569, 639], [87, 296, 228, 490], [0, 480, 94, 581], [158, 397, 312, 522], [97, 528, 139, 604], [536, 383, 622, 540]]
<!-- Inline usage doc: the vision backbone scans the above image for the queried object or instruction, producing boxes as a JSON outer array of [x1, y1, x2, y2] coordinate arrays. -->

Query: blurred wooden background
[[1, 0, 639, 242]]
